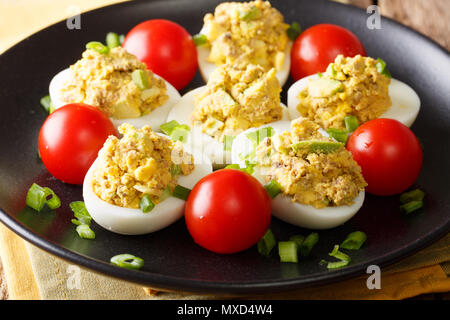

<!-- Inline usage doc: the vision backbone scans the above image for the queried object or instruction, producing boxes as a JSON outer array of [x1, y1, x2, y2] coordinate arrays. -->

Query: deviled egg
[[287, 55, 421, 129], [49, 46, 180, 130], [196, 0, 292, 86], [231, 118, 366, 229], [166, 62, 290, 167], [83, 123, 212, 235]]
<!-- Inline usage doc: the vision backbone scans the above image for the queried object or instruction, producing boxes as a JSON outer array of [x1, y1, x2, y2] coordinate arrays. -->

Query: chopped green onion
[[264, 180, 282, 199], [140, 195, 155, 213], [106, 32, 121, 48], [224, 162, 255, 175], [131, 69, 149, 90], [69, 201, 92, 226], [400, 189, 425, 204], [26, 183, 61, 212], [246, 127, 274, 145], [170, 164, 182, 176], [160, 186, 173, 202], [376, 58, 392, 78], [344, 116, 359, 132], [329, 244, 351, 261], [299, 232, 319, 257], [172, 185, 191, 200], [400, 200, 424, 214], [327, 63, 337, 78], [193, 33, 208, 46], [86, 41, 110, 54], [76, 224, 96, 240], [317, 72, 323, 78], [326, 128, 348, 144], [291, 140, 344, 154], [170, 125, 190, 142], [278, 241, 298, 263], [289, 235, 305, 248], [286, 21, 302, 41], [160, 120, 181, 135], [320, 245, 351, 269], [341, 231, 367, 250], [239, 6, 261, 21], [223, 135, 236, 151], [257, 229, 276, 257], [40, 95, 55, 114], [110, 254, 144, 270], [225, 164, 241, 170]]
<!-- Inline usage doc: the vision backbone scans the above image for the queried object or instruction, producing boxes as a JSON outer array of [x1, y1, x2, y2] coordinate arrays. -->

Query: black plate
[[0, 0, 449, 295]]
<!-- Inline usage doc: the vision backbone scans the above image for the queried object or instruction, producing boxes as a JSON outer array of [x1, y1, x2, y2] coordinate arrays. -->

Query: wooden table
[[0, 0, 448, 300]]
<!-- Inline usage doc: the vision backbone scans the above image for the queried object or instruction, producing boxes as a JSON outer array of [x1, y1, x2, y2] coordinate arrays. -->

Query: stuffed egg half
[[196, 0, 292, 86], [287, 55, 421, 129], [166, 62, 289, 167], [231, 118, 366, 229], [49, 46, 180, 130], [83, 124, 212, 235]]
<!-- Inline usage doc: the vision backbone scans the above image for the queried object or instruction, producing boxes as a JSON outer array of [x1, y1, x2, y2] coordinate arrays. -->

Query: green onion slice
[[131, 69, 149, 90], [278, 241, 298, 263], [400, 189, 425, 204], [340, 231, 367, 250], [264, 180, 282, 199], [160, 120, 181, 135], [286, 21, 302, 41], [376, 58, 392, 78], [257, 229, 276, 257], [170, 164, 182, 176], [110, 254, 144, 270], [289, 235, 305, 248], [320, 245, 351, 269], [223, 135, 236, 151], [246, 127, 274, 145], [40, 95, 54, 114], [329, 244, 351, 261], [106, 32, 121, 48], [225, 164, 241, 170], [239, 6, 261, 21], [299, 232, 319, 257], [344, 116, 359, 132], [326, 128, 348, 144], [193, 33, 208, 46], [170, 125, 190, 142], [400, 200, 424, 214], [291, 140, 344, 154], [172, 185, 191, 201], [26, 183, 61, 212], [327, 63, 337, 78], [69, 201, 92, 226], [76, 224, 96, 240], [139, 195, 155, 213], [86, 41, 110, 54]]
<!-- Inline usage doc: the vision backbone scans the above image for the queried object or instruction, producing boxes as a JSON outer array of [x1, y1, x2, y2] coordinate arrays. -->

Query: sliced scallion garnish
[[291, 140, 344, 154], [160, 120, 181, 135], [172, 185, 191, 201], [69, 201, 92, 226], [86, 41, 110, 54], [140, 195, 155, 213], [193, 34, 208, 46], [400, 200, 424, 214], [320, 245, 351, 269], [264, 180, 282, 199], [170, 125, 190, 142], [376, 58, 392, 78], [257, 229, 276, 257], [131, 69, 149, 90], [289, 235, 305, 248], [246, 127, 274, 145], [106, 32, 121, 48], [286, 21, 302, 41], [344, 115, 359, 132], [340, 231, 367, 250], [26, 183, 61, 212], [278, 241, 298, 263], [326, 128, 348, 144], [110, 254, 144, 270], [40, 95, 55, 114], [76, 224, 96, 240], [400, 189, 425, 204], [299, 232, 319, 257], [239, 6, 261, 21]]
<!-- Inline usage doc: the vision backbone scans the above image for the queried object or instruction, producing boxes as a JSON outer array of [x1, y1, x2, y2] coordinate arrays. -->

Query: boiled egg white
[[231, 121, 365, 229], [49, 68, 181, 131], [166, 86, 290, 167], [196, 30, 292, 87], [287, 74, 421, 128], [83, 145, 212, 235]]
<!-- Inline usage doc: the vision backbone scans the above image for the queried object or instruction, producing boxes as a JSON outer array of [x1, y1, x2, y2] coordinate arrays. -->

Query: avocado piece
[[308, 78, 344, 98], [291, 140, 344, 154]]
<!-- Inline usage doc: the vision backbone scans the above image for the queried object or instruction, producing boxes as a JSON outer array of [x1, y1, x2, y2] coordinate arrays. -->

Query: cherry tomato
[[290, 24, 366, 81], [185, 169, 271, 254], [122, 19, 197, 91], [346, 119, 423, 196], [38, 103, 117, 185]]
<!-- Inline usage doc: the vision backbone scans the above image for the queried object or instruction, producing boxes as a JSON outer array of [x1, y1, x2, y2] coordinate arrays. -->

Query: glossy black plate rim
[[0, 0, 449, 295]]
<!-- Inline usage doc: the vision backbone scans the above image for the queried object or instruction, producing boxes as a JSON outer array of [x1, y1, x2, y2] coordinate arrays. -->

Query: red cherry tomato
[[185, 169, 271, 254], [346, 119, 423, 196], [122, 19, 197, 91], [38, 103, 117, 185], [290, 24, 366, 81]]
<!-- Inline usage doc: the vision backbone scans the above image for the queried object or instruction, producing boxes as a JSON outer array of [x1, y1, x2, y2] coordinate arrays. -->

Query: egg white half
[[231, 121, 365, 229], [287, 74, 421, 127], [196, 36, 292, 86], [83, 146, 212, 235], [49, 68, 181, 131], [167, 86, 290, 167]]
